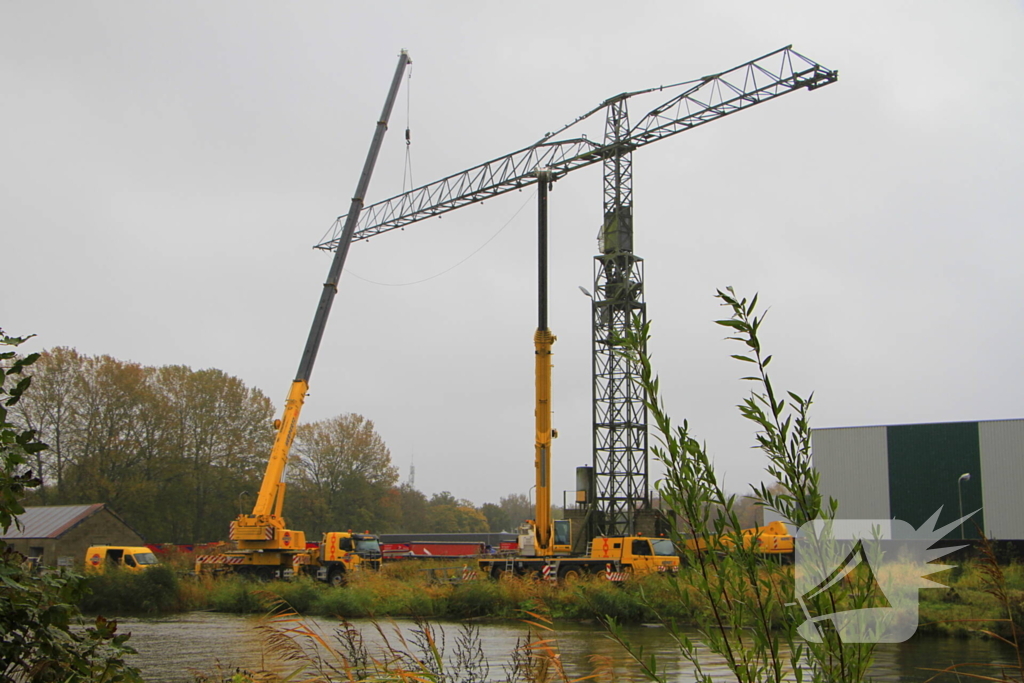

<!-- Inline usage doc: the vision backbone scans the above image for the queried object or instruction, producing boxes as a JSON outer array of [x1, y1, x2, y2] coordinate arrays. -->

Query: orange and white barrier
[[195, 555, 245, 565]]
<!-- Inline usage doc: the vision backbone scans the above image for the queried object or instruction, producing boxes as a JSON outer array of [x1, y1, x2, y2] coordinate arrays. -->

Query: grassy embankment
[[80, 556, 1024, 638], [918, 560, 1024, 638]]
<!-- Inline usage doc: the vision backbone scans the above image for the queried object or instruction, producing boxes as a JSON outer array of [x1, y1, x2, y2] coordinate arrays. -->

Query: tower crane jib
[[315, 46, 836, 250]]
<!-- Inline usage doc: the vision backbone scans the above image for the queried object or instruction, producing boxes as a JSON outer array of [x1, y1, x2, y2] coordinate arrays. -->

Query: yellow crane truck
[[684, 520, 795, 558], [478, 172, 678, 582], [194, 51, 409, 584], [196, 531, 382, 584]]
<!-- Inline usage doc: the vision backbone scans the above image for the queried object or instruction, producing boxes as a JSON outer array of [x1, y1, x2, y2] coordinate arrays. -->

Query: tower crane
[[316, 45, 836, 540]]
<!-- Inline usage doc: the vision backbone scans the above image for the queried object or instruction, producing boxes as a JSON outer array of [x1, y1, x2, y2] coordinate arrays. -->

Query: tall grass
[[195, 568, 689, 622]]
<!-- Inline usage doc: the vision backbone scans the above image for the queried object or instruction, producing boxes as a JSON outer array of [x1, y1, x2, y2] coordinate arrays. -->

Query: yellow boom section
[[232, 379, 306, 541], [534, 328, 555, 555]]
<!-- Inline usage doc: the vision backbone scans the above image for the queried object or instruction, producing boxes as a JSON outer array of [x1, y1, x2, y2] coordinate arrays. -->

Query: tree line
[[13, 348, 536, 544]]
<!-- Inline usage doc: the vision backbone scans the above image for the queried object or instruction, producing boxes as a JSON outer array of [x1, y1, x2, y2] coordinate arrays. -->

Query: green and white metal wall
[[812, 419, 1024, 541]]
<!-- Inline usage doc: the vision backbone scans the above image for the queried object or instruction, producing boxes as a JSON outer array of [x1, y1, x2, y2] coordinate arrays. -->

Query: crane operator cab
[[321, 532, 383, 573]]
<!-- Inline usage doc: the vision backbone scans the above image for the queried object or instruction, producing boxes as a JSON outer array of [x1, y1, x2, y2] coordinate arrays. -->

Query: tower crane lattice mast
[[315, 46, 837, 537]]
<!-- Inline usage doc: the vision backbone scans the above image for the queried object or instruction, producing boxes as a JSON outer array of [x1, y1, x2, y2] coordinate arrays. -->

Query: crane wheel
[[559, 567, 582, 582], [241, 566, 276, 582], [490, 566, 505, 581], [328, 568, 346, 587]]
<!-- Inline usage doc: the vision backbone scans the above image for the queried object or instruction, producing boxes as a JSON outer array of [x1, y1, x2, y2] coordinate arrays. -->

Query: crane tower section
[[594, 98, 646, 536]]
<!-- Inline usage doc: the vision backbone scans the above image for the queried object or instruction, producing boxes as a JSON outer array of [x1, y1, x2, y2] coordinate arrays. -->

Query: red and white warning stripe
[[229, 522, 274, 541], [542, 564, 557, 581], [461, 565, 478, 581], [604, 563, 628, 582], [196, 555, 245, 565]]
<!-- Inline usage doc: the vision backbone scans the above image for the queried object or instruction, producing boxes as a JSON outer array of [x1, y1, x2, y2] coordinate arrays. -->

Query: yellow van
[[85, 545, 159, 572]]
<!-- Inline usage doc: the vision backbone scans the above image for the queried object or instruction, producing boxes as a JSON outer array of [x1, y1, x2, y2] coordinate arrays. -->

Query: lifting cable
[[314, 65, 415, 250], [402, 64, 414, 193], [347, 188, 537, 287]]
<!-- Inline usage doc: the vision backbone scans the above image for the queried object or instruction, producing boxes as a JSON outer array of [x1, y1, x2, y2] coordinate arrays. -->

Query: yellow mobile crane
[[525, 169, 561, 559], [477, 171, 679, 581], [195, 50, 410, 583]]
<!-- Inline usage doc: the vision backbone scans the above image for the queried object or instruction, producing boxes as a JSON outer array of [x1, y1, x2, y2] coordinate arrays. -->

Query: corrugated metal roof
[[1, 504, 105, 540]]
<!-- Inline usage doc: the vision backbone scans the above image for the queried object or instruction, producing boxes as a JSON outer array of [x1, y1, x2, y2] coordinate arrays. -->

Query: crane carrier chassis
[[479, 534, 678, 581]]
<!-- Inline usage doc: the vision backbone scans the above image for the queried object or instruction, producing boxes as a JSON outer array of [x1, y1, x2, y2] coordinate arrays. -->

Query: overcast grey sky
[[3, 2, 1022, 508]]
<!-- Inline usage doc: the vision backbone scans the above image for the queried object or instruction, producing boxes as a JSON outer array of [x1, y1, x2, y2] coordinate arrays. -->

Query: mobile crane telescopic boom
[[230, 50, 411, 553], [533, 169, 555, 556]]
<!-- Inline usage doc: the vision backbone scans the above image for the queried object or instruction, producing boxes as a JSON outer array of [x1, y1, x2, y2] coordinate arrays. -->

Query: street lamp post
[[957, 473, 971, 540]]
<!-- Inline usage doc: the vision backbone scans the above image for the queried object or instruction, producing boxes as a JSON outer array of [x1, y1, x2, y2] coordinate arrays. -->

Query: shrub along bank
[[80, 557, 1024, 638], [81, 561, 699, 623]]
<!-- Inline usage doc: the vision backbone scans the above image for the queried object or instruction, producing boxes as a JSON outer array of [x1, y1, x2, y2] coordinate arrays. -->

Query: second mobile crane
[[195, 51, 411, 584], [475, 170, 679, 581]]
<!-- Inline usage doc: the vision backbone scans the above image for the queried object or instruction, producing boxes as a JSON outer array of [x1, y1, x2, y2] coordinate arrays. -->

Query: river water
[[119, 612, 1018, 682]]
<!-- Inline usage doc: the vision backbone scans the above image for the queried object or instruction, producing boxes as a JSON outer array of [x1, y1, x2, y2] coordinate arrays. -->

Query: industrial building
[[812, 419, 1024, 541], [0, 503, 146, 568]]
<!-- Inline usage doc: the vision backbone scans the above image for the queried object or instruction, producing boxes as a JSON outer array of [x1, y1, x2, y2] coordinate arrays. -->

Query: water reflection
[[119, 612, 1017, 683]]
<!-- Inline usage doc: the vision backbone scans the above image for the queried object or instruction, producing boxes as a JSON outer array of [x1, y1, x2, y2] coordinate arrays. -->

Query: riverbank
[[81, 558, 1024, 639]]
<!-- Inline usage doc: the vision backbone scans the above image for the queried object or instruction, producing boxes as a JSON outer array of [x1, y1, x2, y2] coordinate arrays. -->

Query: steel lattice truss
[[312, 45, 836, 535], [315, 46, 836, 250], [594, 97, 645, 536], [592, 254, 647, 536]]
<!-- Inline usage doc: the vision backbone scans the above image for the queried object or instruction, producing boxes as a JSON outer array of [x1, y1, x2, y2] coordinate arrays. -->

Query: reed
[[201, 601, 604, 683]]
